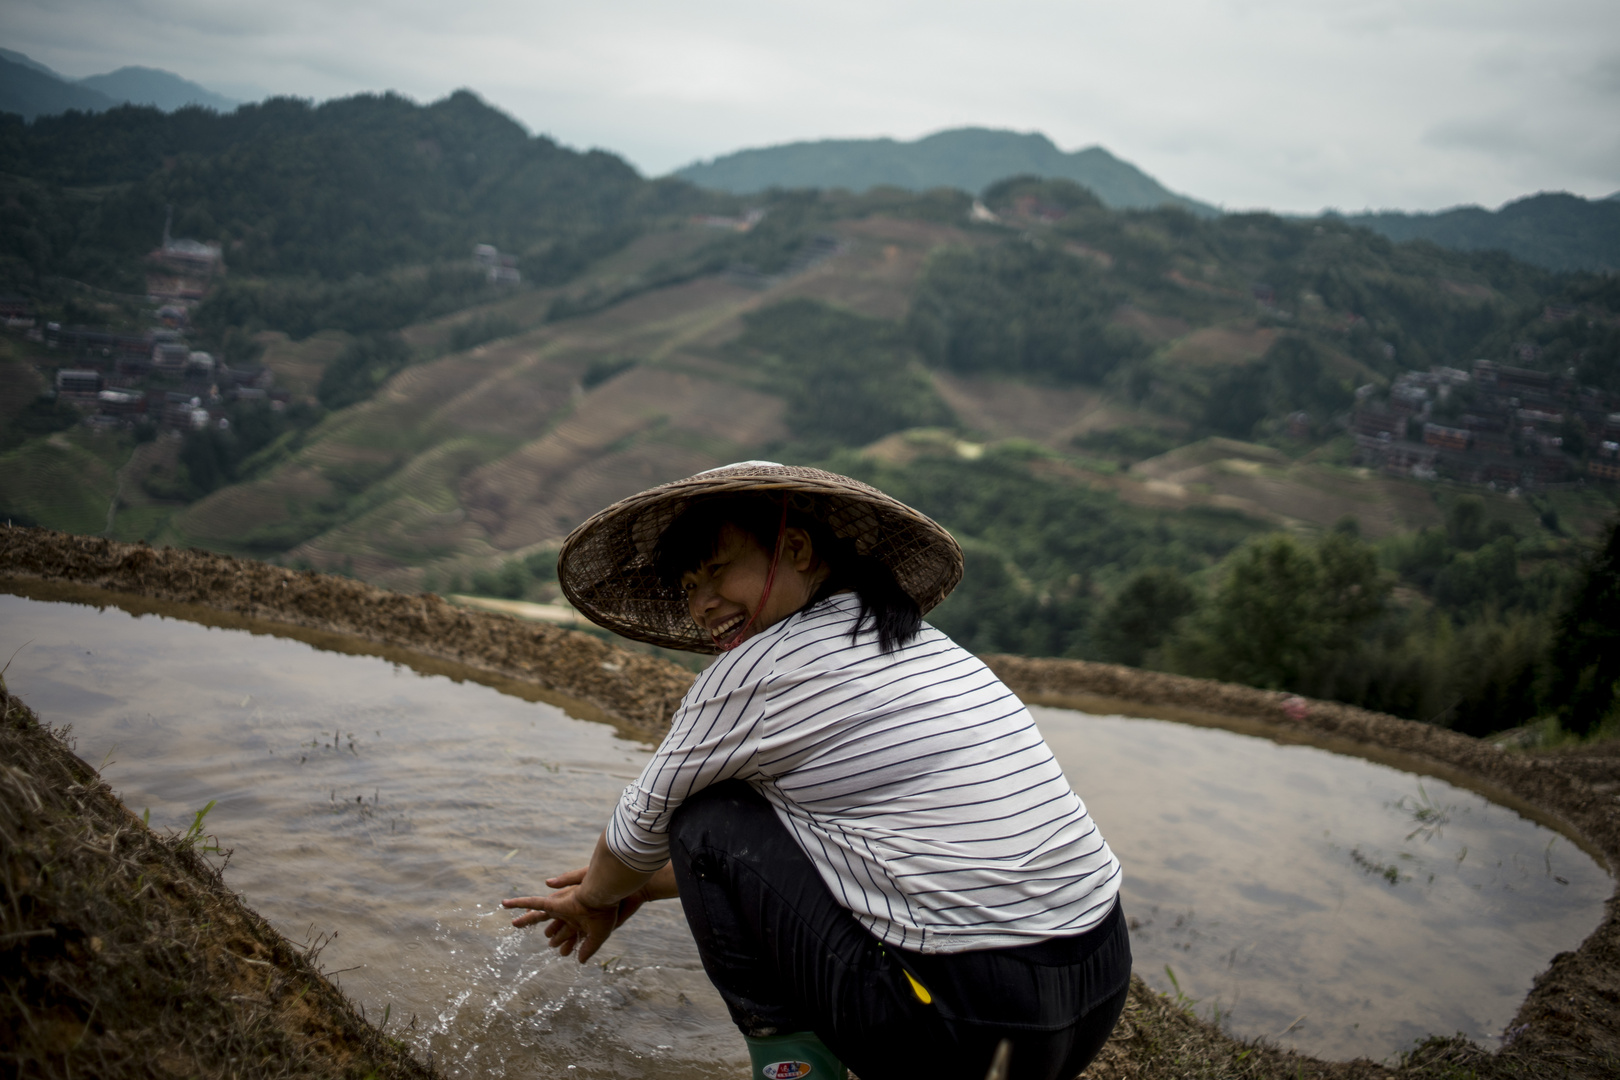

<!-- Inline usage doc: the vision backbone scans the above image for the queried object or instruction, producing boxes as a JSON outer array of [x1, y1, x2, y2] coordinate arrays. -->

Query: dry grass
[[1155, 323, 1278, 369], [256, 329, 353, 400], [1080, 978, 1616, 1080], [1085, 979, 1386, 1080]]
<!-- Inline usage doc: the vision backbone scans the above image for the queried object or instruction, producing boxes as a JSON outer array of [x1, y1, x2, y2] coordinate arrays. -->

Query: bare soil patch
[[769, 217, 976, 322], [1158, 322, 1278, 368], [256, 329, 352, 400], [930, 372, 1131, 448], [457, 364, 786, 550], [1110, 305, 1189, 345]]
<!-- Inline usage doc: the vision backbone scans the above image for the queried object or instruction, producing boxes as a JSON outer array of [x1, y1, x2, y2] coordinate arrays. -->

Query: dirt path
[[3, 524, 1616, 1078]]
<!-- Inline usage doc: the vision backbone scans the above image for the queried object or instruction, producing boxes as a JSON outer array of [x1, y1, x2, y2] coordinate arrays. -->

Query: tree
[[1445, 495, 1487, 551], [1544, 514, 1620, 736], [1091, 568, 1198, 667], [1202, 336, 1353, 439], [906, 240, 1147, 384], [732, 299, 952, 446], [1169, 531, 1388, 691], [317, 334, 412, 410], [1313, 530, 1389, 648]]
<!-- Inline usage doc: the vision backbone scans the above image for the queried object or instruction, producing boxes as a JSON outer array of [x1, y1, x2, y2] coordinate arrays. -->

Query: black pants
[[668, 781, 1131, 1080]]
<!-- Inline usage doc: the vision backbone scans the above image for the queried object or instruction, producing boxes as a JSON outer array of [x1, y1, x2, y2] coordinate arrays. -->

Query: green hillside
[[3, 94, 1618, 740], [673, 127, 1218, 216], [0, 92, 709, 299], [1342, 192, 1620, 273]]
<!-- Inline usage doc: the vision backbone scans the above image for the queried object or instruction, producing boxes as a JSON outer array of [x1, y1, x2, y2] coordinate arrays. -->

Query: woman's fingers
[[503, 894, 565, 928], [500, 880, 622, 962], [502, 895, 543, 908], [544, 867, 589, 889]]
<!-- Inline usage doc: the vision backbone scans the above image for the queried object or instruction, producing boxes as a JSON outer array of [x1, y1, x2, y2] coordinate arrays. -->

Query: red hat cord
[[716, 499, 790, 651]]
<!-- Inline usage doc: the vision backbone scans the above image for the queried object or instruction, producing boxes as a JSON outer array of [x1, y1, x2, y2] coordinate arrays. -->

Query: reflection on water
[[1, 593, 1609, 1066], [1035, 706, 1610, 1059], [1, 593, 738, 1079]]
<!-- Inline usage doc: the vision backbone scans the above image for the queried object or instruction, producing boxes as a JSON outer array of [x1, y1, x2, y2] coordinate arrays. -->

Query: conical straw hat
[[557, 462, 963, 652]]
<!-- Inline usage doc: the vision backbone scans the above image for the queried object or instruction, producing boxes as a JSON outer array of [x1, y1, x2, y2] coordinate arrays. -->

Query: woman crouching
[[503, 463, 1130, 1080]]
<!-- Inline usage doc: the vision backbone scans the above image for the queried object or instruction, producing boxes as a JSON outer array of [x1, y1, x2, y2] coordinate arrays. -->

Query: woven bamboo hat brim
[[558, 462, 964, 652]]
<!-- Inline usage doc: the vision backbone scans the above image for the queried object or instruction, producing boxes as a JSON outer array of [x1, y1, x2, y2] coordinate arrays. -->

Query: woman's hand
[[503, 868, 652, 963], [503, 834, 678, 963]]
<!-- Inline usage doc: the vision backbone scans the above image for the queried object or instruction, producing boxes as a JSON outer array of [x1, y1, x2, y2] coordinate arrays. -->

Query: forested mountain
[[0, 90, 706, 297], [0, 54, 118, 122], [673, 127, 1619, 273], [0, 49, 59, 77], [1341, 192, 1620, 273], [0, 51, 238, 121], [673, 127, 1219, 216]]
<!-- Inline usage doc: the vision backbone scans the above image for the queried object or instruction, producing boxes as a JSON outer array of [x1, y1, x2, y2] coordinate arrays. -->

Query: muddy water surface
[[1035, 706, 1609, 1060], [2, 593, 1609, 1069], [2, 593, 733, 1079]]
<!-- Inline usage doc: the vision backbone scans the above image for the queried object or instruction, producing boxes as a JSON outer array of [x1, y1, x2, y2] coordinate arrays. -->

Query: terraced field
[[0, 434, 121, 535], [20, 207, 1612, 593], [160, 222, 946, 586]]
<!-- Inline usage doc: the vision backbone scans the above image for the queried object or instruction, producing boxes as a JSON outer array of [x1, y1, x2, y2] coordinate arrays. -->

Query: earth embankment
[[0, 525, 692, 739], [0, 684, 435, 1080]]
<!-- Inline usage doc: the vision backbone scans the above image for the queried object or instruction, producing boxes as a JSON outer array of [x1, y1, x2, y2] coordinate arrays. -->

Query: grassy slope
[[0, 433, 124, 534]]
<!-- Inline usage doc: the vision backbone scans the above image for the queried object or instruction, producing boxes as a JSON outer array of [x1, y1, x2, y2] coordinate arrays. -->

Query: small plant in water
[[178, 799, 220, 854], [1349, 846, 1402, 884], [1163, 964, 1200, 1013], [1392, 781, 1453, 843]]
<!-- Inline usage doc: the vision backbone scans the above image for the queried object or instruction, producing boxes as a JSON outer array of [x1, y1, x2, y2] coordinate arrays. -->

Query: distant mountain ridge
[[0, 49, 239, 120], [672, 127, 1220, 217], [1340, 193, 1620, 274], [0, 54, 119, 120], [78, 67, 239, 113], [4, 45, 1613, 274]]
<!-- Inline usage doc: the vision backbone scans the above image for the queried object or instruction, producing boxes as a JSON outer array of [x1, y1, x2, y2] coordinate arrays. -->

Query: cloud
[[1577, 54, 1620, 97], [1, 0, 1616, 212]]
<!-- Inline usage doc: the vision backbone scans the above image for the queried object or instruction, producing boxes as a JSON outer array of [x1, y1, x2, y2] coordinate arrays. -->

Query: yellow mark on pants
[[904, 970, 932, 1004]]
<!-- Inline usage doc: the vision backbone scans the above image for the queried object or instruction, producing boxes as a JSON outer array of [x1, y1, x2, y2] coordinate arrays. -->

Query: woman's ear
[[783, 526, 817, 571]]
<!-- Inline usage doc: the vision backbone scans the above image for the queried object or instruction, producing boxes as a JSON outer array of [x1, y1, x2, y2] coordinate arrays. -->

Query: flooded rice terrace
[[1, 592, 1609, 1070]]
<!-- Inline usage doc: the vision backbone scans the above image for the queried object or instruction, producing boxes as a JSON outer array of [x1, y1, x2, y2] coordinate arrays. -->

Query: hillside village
[[1352, 357, 1620, 488], [4, 232, 533, 439]]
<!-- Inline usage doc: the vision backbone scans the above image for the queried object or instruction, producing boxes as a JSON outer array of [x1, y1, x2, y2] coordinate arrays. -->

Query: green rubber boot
[[744, 1031, 847, 1080]]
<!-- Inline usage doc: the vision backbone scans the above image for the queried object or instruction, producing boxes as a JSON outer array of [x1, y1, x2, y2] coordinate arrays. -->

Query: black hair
[[654, 494, 922, 653]]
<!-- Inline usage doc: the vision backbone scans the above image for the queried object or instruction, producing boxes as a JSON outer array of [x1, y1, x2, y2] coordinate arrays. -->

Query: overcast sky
[[4, 0, 1616, 213]]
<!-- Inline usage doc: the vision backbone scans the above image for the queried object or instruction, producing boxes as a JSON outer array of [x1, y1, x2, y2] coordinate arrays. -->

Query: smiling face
[[679, 523, 829, 648]]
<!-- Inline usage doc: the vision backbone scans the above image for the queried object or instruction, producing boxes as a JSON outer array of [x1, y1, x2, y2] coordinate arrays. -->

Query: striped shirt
[[606, 592, 1122, 953]]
